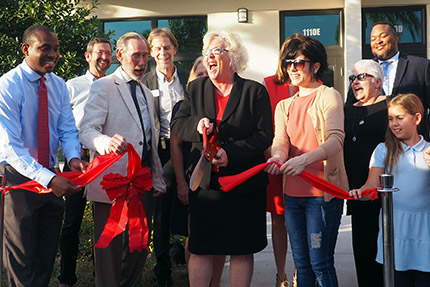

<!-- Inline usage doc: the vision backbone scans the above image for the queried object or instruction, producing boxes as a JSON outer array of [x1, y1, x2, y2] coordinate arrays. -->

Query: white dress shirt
[[119, 68, 152, 153], [154, 67, 184, 138], [67, 70, 96, 129]]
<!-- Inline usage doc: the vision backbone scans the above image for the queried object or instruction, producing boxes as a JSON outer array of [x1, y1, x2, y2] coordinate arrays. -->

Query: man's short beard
[[122, 64, 145, 81], [376, 46, 396, 61], [131, 74, 144, 81], [96, 60, 110, 74]]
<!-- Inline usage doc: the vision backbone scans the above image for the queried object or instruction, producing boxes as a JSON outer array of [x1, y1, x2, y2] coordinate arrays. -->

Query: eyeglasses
[[93, 50, 112, 57], [202, 47, 229, 57], [282, 59, 311, 71], [348, 73, 374, 83]]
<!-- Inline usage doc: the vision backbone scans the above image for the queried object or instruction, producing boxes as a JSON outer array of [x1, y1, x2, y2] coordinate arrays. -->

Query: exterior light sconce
[[237, 8, 248, 23]]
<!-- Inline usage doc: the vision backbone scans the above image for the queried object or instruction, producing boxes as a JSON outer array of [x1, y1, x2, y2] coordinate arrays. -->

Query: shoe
[[276, 274, 290, 287]]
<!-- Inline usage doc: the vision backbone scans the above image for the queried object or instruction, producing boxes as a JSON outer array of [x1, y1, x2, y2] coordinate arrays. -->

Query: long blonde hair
[[384, 93, 424, 172], [187, 56, 205, 86]]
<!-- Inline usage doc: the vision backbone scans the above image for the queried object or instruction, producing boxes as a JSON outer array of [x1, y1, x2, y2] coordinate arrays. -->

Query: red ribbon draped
[[95, 143, 152, 252], [2, 148, 128, 194], [218, 162, 378, 201], [1, 143, 152, 252]]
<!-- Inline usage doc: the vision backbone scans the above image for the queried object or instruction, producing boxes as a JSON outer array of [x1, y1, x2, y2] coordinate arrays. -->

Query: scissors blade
[[189, 154, 210, 191]]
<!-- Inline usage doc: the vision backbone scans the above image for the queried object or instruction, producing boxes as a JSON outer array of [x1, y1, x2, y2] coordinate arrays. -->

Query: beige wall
[[208, 11, 280, 81], [95, 0, 345, 19], [94, 0, 345, 83], [93, 0, 430, 93], [362, 0, 430, 6]]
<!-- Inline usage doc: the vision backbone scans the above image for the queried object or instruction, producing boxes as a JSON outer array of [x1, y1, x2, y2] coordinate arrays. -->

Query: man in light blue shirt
[[0, 25, 87, 287], [58, 37, 112, 287]]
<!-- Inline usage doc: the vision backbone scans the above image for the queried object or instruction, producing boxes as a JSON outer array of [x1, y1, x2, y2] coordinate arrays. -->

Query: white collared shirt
[[118, 68, 152, 153], [67, 70, 96, 129], [154, 67, 184, 138]]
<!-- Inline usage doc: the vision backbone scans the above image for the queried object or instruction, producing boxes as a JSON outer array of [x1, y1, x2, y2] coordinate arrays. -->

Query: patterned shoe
[[276, 274, 290, 287]]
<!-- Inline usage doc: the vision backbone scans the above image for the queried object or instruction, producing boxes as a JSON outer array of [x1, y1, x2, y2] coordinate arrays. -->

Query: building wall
[[95, 0, 345, 19], [94, 0, 430, 95], [207, 11, 280, 81]]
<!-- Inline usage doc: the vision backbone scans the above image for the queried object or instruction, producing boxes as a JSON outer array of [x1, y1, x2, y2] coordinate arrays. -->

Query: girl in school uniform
[[350, 93, 430, 287]]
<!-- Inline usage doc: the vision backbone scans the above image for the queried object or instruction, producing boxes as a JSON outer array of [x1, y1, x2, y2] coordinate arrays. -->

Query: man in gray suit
[[79, 32, 165, 287]]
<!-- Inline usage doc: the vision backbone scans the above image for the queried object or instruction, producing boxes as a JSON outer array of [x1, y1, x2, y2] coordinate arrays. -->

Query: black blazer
[[346, 52, 430, 138], [141, 67, 190, 136], [171, 74, 273, 193]]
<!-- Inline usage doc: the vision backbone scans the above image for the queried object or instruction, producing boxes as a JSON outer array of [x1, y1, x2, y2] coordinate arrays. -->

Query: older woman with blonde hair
[[171, 31, 273, 286], [344, 59, 387, 287]]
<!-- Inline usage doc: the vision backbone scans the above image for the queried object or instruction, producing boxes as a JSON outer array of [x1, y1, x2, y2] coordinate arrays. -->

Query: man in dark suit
[[141, 27, 189, 287], [346, 21, 430, 139]]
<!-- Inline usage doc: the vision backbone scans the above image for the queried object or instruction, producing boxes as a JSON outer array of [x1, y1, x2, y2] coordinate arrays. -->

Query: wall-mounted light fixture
[[237, 8, 248, 23]]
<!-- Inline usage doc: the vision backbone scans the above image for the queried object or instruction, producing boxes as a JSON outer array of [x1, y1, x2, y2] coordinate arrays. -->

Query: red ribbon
[[218, 162, 378, 201], [95, 143, 152, 252], [1, 143, 152, 252], [1, 148, 128, 194]]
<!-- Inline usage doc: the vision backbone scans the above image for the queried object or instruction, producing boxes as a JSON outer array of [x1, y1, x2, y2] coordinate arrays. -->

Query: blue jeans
[[284, 195, 343, 287]]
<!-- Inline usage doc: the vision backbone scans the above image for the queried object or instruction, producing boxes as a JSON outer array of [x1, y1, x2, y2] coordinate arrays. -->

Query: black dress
[[171, 74, 273, 255], [344, 100, 387, 287]]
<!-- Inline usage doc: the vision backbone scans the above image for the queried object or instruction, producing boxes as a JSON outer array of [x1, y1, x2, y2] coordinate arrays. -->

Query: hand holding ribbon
[[218, 162, 378, 201], [1, 146, 129, 194], [1, 143, 153, 252]]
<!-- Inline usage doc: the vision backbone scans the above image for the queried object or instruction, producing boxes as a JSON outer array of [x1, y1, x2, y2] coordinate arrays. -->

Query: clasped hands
[[265, 154, 307, 176]]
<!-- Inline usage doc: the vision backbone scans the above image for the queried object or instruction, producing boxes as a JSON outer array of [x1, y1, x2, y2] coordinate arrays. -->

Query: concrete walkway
[[221, 212, 358, 287]]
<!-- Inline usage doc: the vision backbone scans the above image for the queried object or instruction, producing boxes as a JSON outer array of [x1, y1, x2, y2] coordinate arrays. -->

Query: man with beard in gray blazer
[[79, 32, 165, 287]]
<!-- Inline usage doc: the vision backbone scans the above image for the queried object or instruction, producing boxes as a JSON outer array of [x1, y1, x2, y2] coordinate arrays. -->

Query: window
[[281, 9, 342, 47], [102, 16, 207, 74], [280, 10, 344, 91], [362, 6, 426, 58]]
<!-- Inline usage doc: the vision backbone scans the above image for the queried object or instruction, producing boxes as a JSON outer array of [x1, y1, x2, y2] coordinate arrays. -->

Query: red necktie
[[38, 77, 50, 168]]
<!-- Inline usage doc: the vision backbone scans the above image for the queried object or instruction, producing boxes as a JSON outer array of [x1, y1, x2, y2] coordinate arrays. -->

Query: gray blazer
[[79, 67, 166, 203]]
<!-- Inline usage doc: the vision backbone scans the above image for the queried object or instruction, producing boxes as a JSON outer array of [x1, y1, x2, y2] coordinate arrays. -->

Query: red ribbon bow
[[94, 143, 152, 252], [218, 162, 378, 201], [1, 143, 153, 252]]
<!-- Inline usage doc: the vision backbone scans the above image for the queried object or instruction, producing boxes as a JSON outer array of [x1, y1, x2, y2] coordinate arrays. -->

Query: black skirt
[[188, 173, 267, 255]]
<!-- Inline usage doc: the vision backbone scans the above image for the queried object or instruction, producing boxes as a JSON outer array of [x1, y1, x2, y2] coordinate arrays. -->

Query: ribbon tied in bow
[[95, 143, 152, 252]]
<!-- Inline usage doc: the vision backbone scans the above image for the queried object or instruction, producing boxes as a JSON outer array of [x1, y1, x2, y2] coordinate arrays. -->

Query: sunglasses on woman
[[282, 59, 311, 71], [348, 73, 374, 83]]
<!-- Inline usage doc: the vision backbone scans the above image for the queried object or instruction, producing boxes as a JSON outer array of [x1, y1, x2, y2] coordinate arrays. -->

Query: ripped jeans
[[284, 195, 343, 287]]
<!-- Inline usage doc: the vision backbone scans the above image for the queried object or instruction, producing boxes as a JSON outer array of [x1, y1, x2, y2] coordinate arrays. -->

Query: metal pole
[[378, 174, 397, 287], [0, 174, 5, 281]]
